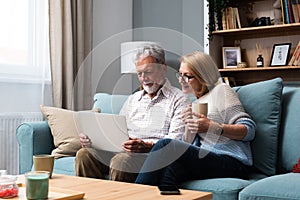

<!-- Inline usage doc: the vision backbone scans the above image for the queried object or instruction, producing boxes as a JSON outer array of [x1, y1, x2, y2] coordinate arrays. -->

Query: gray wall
[[133, 0, 183, 32], [92, 0, 133, 95], [132, 0, 204, 89], [182, 0, 205, 53], [93, 0, 205, 94], [133, 0, 204, 54]]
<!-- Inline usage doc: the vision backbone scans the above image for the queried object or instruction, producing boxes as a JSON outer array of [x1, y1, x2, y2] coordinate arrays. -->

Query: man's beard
[[142, 78, 165, 94], [143, 83, 160, 94]]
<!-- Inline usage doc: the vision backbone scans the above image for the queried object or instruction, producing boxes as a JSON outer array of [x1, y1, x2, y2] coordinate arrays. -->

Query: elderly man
[[75, 44, 189, 182]]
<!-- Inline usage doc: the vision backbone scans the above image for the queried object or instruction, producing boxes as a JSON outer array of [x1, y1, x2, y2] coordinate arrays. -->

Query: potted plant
[[207, 0, 228, 35]]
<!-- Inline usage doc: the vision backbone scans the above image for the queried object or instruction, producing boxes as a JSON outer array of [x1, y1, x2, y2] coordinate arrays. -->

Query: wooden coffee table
[[17, 174, 212, 200]]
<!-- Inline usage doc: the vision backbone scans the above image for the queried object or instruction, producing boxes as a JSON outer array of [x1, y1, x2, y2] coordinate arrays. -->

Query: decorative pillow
[[234, 78, 283, 176], [278, 85, 300, 173], [40, 105, 99, 158]]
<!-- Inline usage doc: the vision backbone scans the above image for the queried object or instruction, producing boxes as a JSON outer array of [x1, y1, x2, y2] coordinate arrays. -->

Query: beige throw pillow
[[40, 105, 98, 158]]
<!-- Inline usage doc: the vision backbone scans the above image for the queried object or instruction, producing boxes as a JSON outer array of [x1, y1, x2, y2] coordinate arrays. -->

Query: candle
[[25, 171, 49, 199]]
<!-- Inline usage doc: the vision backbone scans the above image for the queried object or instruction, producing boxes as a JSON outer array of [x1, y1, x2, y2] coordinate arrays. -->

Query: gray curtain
[[49, 0, 93, 110]]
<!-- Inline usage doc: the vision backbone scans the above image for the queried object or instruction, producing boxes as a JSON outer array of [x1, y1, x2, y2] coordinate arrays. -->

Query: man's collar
[[159, 79, 173, 98]]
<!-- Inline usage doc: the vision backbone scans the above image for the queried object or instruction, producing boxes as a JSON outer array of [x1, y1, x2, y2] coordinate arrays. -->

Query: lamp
[[120, 41, 159, 74]]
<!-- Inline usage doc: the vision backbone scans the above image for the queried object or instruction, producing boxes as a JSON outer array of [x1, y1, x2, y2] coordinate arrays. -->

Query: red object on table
[[292, 158, 300, 173]]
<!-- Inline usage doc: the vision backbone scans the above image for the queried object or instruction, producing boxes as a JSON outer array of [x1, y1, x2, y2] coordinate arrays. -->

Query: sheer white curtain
[[0, 0, 51, 112], [0, 0, 51, 174]]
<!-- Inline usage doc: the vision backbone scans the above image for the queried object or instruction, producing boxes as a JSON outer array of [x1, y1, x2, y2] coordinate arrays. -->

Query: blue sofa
[[16, 78, 300, 200]]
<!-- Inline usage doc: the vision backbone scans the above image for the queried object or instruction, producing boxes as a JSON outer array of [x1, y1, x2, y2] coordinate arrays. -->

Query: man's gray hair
[[134, 43, 165, 64]]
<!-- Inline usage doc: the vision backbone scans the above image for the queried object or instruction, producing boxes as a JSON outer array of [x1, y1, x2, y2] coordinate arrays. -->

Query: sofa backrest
[[234, 78, 283, 176], [93, 93, 129, 114], [92, 93, 196, 114], [277, 84, 300, 173]]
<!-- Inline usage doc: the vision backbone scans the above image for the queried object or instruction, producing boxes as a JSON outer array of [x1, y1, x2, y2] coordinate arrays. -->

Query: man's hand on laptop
[[79, 133, 92, 148], [122, 138, 154, 153]]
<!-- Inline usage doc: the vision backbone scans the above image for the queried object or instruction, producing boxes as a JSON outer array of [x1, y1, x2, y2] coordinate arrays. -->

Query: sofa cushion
[[93, 93, 128, 114], [180, 178, 251, 200], [53, 157, 76, 176], [53, 156, 109, 179], [239, 173, 300, 200], [278, 85, 300, 173], [234, 78, 283, 176]]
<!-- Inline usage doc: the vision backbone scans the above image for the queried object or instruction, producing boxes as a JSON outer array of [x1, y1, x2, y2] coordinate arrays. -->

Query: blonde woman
[[135, 51, 256, 187]]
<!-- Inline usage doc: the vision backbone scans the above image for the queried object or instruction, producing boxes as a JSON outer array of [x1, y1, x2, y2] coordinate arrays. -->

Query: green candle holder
[[25, 171, 49, 200]]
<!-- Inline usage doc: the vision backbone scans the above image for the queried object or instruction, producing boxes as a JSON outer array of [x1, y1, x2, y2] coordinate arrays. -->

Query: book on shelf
[[222, 11, 227, 30], [281, 0, 300, 24], [288, 41, 300, 66], [233, 7, 241, 29], [292, 0, 300, 22], [280, 0, 286, 24], [226, 7, 233, 29], [281, 0, 289, 23], [294, 49, 300, 66], [288, 0, 295, 23], [222, 7, 241, 30], [298, 0, 300, 22]]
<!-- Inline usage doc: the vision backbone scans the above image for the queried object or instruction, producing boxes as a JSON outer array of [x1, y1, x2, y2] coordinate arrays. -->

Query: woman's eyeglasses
[[176, 72, 195, 82]]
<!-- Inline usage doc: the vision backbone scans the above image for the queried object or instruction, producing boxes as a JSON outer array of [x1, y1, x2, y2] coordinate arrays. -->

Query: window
[[0, 0, 50, 82]]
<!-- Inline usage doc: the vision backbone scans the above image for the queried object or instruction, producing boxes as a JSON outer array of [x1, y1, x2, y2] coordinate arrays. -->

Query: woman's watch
[[211, 121, 224, 135], [216, 125, 224, 135]]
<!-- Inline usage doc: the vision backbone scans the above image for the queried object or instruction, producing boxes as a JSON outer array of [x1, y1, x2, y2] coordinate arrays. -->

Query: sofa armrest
[[16, 121, 55, 174]]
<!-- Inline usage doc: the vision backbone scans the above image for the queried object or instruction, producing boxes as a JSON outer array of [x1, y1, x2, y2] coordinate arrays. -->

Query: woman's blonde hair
[[180, 51, 221, 90]]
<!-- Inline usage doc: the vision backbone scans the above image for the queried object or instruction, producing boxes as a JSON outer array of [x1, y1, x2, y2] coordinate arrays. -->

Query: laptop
[[76, 111, 128, 152]]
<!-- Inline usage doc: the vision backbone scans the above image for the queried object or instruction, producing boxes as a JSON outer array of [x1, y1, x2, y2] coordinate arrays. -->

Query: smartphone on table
[[158, 185, 181, 195]]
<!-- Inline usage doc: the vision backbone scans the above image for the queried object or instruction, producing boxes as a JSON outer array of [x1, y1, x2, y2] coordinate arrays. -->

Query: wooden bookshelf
[[219, 65, 300, 72], [212, 23, 300, 39], [208, 0, 300, 85], [219, 66, 300, 85]]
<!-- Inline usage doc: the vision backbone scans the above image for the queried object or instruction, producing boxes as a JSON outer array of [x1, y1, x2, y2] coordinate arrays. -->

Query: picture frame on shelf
[[222, 47, 241, 68], [270, 43, 292, 66]]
